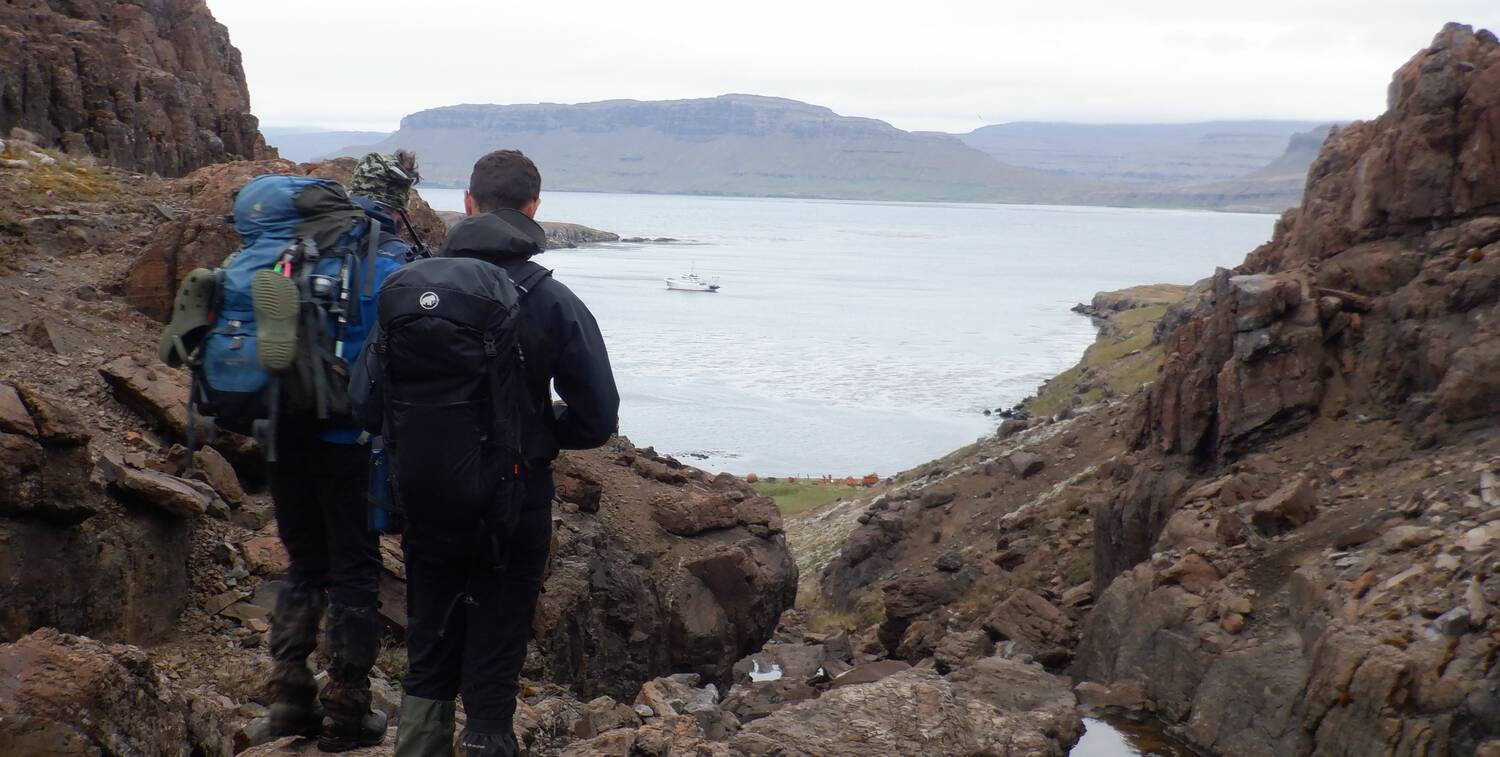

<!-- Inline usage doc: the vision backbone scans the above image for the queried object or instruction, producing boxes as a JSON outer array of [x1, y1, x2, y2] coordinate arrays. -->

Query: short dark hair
[[468, 150, 541, 212]]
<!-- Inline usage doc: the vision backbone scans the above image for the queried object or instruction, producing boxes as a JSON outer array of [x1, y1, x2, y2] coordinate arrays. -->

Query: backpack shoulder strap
[[510, 261, 553, 299]]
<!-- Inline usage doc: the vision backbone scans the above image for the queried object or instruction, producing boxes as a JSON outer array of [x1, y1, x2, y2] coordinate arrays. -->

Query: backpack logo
[[419, 292, 440, 310]]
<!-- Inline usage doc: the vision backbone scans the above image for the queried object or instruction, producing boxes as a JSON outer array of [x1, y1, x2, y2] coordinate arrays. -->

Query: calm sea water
[[421, 189, 1273, 477]]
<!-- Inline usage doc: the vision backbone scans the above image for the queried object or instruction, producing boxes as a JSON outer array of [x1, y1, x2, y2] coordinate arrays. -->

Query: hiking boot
[[458, 727, 518, 757], [393, 696, 455, 757], [251, 267, 300, 372], [316, 677, 387, 752], [158, 267, 216, 366], [317, 603, 385, 752]]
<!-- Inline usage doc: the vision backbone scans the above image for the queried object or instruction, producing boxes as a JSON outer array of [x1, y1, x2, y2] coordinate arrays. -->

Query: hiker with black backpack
[[159, 154, 422, 751], [349, 149, 619, 757]]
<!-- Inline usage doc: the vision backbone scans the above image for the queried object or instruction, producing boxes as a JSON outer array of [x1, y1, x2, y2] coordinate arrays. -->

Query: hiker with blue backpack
[[158, 153, 422, 751], [350, 149, 619, 757]]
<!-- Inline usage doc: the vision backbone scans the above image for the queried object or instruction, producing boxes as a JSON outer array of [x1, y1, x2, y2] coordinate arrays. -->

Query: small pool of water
[[1070, 717, 1200, 757]]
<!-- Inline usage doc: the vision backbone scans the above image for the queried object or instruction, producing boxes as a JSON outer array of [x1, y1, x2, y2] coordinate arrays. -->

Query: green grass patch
[[754, 480, 863, 517], [1065, 552, 1094, 586], [1023, 303, 1171, 417], [796, 588, 884, 632]]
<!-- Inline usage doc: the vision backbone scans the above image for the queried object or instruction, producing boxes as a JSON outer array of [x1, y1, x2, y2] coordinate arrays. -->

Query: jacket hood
[[441, 209, 547, 262]]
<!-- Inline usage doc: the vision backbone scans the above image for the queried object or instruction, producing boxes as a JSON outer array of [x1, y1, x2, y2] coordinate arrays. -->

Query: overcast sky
[[208, 1, 1498, 134]]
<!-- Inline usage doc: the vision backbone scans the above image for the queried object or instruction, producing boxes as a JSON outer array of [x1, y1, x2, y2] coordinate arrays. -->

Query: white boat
[[665, 272, 720, 292]]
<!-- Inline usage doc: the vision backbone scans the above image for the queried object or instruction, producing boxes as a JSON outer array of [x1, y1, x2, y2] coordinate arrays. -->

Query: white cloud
[[206, 0, 1499, 132]]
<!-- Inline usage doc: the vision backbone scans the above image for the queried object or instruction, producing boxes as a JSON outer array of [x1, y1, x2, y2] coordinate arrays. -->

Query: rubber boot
[[317, 604, 387, 752], [393, 695, 456, 757], [458, 726, 518, 757], [265, 583, 326, 738]]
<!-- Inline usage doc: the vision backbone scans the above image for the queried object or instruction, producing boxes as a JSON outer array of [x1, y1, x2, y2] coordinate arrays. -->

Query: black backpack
[[369, 256, 550, 554]]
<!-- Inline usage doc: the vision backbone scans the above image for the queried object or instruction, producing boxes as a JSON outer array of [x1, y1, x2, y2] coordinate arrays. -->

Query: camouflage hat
[[350, 150, 420, 210]]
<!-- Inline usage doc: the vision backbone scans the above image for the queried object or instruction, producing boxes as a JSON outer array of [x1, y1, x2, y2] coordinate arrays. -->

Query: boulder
[[0, 629, 231, 755], [12, 383, 90, 446], [1158, 553, 1221, 595], [241, 534, 291, 576], [1008, 451, 1046, 478], [921, 488, 956, 508], [525, 441, 798, 700], [933, 629, 995, 672], [98, 355, 257, 466], [0, 398, 97, 525], [191, 447, 244, 505], [97, 452, 210, 518], [0, 384, 37, 437], [99, 356, 193, 433], [983, 588, 1075, 667], [652, 488, 740, 536], [21, 317, 71, 354], [554, 457, 603, 513], [1249, 477, 1319, 535], [878, 572, 970, 655]]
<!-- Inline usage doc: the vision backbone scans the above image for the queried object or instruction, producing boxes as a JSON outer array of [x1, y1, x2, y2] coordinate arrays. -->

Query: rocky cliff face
[[0, 0, 273, 176], [794, 23, 1500, 757], [1080, 24, 1500, 755]]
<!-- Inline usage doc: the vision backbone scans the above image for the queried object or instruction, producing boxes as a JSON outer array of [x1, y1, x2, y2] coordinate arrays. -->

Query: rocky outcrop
[[1074, 24, 1500, 757], [122, 158, 447, 320], [732, 662, 1080, 756], [541, 221, 621, 248], [531, 443, 798, 699], [0, 0, 273, 176], [0, 378, 191, 644], [0, 628, 230, 755], [437, 209, 624, 250], [520, 635, 1079, 757], [1137, 23, 1500, 466]]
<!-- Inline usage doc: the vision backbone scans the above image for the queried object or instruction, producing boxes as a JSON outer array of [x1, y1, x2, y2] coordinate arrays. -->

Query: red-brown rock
[[0, 629, 231, 755], [0, 1, 273, 176], [983, 588, 1076, 667]]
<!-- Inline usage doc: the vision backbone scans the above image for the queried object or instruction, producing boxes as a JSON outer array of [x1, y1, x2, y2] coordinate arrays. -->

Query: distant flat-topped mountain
[[342, 94, 1082, 203], [348, 94, 1341, 212]]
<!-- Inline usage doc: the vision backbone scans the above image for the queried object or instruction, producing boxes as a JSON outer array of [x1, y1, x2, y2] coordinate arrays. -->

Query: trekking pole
[[395, 208, 429, 259], [333, 253, 353, 360]]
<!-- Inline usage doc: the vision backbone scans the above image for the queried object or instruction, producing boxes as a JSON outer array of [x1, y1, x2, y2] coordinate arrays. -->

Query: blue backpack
[[187, 174, 403, 457]]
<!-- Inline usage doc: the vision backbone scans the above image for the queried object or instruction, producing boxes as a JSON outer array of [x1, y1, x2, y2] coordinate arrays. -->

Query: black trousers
[[401, 473, 553, 735], [269, 428, 381, 609]]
